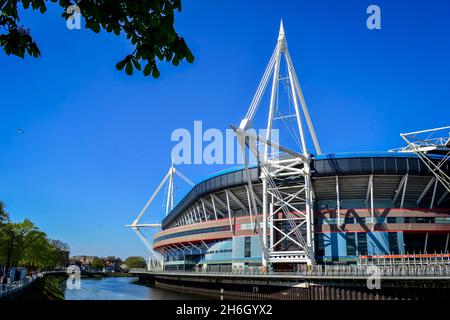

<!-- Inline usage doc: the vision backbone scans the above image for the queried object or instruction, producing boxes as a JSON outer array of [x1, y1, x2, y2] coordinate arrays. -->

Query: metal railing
[[0, 273, 42, 299], [133, 263, 450, 278]]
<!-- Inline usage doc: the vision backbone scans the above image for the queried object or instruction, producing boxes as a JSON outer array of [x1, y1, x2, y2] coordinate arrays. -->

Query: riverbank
[[17, 274, 66, 301], [10, 272, 133, 300], [133, 270, 450, 300]]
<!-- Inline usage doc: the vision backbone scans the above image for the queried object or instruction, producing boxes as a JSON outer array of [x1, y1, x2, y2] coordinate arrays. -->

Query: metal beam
[[225, 189, 249, 214], [417, 177, 436, 205], [365, 174, 373, 204], [132, 169, 171, 225], [225, 190, 234, 233], [430, 179, 438, 209], [284, 47, 322, 154], [174, 169, 195, 186], [437, 191, 449, 207], [392, 174, 408, 206], [200, 200, 208, 221], [209, 195, 218, 220], [211, 194, 229, 214], [245, 185, 254, 225], [126, 223, 161, 228], [336, 175, 341, 226], [230, 125, 306, 161], [400, 174, 409, 208]]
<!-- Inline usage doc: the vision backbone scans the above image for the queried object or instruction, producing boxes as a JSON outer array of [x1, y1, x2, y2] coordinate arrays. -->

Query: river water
[[64, 276, 204, 300]]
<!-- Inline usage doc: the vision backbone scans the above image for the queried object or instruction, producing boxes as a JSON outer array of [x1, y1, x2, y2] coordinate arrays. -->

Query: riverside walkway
[[132, 261, 450, 280], [0, 273, 43, 300], [131, 263, 450, 300]]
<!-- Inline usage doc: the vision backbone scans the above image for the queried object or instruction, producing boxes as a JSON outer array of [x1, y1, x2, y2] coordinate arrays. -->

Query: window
[[404, 217, 414, 223], [416, 217, 435, 223], [387, 217, 397, 223], [357, 233, 368, 255], [346, 233, 357, 256], [244, 236, 251, 257]]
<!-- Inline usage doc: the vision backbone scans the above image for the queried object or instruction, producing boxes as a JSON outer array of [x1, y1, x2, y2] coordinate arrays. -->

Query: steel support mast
[[236, 20, 321, 268], [127, 163, 194, 271]]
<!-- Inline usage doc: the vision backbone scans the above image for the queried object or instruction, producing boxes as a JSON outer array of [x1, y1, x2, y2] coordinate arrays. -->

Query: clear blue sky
[[1, 0, 449, 258]]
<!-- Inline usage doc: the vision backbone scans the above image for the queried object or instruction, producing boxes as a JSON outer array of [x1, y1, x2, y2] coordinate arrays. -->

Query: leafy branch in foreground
[[0, 0, 194, 77]]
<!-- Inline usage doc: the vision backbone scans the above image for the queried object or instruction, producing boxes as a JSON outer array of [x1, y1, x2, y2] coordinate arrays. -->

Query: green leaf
[[152, 67, 160, 78], [1, 0, 195, 78], [125, 61, 133, 75], [116, 58, 127, 71], [131, 58, 141, 71], [143, 63, 152, 76]]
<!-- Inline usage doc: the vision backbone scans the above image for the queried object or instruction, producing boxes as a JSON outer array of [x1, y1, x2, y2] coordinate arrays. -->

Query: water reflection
[[64, 276, 206, 300]]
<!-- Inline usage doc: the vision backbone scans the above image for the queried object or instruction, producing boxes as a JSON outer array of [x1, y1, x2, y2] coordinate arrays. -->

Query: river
[[64, 276, 205, 300]]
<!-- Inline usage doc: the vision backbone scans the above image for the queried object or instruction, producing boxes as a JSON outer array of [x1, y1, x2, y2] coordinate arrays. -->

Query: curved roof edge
[[162, 151, 447, 228]]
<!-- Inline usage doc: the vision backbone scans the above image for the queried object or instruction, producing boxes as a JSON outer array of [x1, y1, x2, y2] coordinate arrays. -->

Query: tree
[[0, 201, 9, 225], [91, 257, 105, 271], [0, 215, 70, 271], [49, 239, 70, 267], [124, 256, 146, 269], [7, 219, 49, 268], [0, 0, 194, 77]]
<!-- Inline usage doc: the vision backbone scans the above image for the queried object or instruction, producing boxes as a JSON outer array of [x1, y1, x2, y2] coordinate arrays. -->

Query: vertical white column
[[261, 35, 281, 269], [225, 191, 233, 233], [370, 176, 374, 226], [336, 175, 341, 227], [262, 178, 268, 268], [210, 195, 218, 220]]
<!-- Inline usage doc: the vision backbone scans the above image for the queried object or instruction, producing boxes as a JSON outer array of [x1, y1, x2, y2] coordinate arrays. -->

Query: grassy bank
[[17, 275, 66, 301], [13, 272, 133, 300]]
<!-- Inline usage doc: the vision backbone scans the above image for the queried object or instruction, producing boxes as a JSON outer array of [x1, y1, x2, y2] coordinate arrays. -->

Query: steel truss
[[127, 163, 194, 271], [235, 21, 321, 267], [391, 126, 450, 194]]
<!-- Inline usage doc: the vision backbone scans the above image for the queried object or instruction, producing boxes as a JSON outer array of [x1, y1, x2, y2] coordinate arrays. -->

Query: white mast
[[127, 163, 194, 270], [236, 20, 320, 267]]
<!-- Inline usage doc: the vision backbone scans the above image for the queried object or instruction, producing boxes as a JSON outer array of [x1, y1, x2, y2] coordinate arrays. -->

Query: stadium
[[154, 151, 450, 271], [129, 22, 450, 272]]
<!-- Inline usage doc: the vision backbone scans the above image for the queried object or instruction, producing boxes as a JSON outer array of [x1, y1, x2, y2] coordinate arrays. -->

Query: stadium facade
[[154, 152, 450, 271], [129, 22, 450, 272]]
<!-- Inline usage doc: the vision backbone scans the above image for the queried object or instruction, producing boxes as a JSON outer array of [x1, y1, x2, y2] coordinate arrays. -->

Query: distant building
[[69, 255, 96, 271], [103, 257, 122, 273]]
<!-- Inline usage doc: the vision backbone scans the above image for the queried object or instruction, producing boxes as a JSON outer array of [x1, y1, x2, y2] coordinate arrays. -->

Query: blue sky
[[1, 0, 449, 258]]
